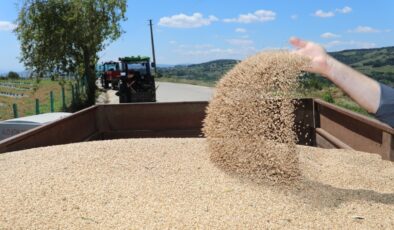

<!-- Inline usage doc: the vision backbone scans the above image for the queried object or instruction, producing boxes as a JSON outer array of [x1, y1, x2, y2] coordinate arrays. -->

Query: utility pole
[[149, 19, 157, 76]]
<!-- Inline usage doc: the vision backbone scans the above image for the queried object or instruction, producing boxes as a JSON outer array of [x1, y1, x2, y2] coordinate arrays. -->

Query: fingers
[[289, 37, 308, 49]]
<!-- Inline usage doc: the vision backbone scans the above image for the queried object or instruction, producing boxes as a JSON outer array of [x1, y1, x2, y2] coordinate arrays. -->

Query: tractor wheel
[[104, 80, 109, 89], [119, 94, 126, 103], [112, 80, 118, 90]]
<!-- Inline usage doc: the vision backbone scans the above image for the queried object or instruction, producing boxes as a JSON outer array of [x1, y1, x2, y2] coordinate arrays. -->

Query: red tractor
[[100, 61, 121, 89]]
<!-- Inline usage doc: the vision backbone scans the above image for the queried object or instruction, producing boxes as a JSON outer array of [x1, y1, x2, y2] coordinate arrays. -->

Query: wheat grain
[[203, 51, 309, 184], [0, 139, 393, 229]]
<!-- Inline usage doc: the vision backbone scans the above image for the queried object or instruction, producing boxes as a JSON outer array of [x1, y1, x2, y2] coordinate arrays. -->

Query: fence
[[3, 79, 87, 119], [12, 84, 85, 118]]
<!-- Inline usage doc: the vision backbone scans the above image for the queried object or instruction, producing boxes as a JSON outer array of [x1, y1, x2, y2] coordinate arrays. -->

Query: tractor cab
[[101, 61, 121, 89], [117, 56, 156, 103]]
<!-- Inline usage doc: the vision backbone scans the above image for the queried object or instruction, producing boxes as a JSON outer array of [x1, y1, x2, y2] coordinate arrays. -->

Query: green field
[[0, 79, 75, 120]]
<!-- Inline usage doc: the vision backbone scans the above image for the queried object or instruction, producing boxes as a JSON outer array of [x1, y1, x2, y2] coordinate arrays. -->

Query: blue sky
[[0, 0, 393, 72]]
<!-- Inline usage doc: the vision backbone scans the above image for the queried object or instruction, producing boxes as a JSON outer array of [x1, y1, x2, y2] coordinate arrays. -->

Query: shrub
[[322, 91, 335, 103], [7, 71, 20, 79]]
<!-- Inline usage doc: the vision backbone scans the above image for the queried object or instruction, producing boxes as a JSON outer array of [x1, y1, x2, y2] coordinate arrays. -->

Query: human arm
[[289, 37, 381, 114]]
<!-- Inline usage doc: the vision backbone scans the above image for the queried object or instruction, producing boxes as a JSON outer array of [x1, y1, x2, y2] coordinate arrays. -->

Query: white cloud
[[0, 21, 16, 31], [158, 13, 218, 28], [320, 32, 340, 39], [173, 41, 257, 61], [314, 6, 352, 18], [175, 43, 213, 49], [185, 48, 236, 56], [314, 10, 335, 18], [182, 46, 257, 58], [262, 46, 291, 51], [348, 26, 380, 33], [227, 39, 254, 46], [169, 40, 177, 45], [324, 40, 377, 49], [224, 10, 276, 23], [290, 14, 298, 20], [193, 44, 214, 49], [336, 6, 352, 14], [235, 28, 247, 33]]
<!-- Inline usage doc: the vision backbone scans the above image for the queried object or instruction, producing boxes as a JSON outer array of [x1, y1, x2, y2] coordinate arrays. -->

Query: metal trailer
[[0, 99, 392, 161], [0, 112, 71, 141]]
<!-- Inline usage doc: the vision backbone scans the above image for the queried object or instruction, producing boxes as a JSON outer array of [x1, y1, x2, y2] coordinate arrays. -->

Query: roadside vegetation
[[15, 0, 126, 107], [0, 0, 128, 120], [0, 77, 75, 120]]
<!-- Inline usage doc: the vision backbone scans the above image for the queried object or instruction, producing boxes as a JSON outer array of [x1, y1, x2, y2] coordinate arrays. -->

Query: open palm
[[289, 37, 330, 76]]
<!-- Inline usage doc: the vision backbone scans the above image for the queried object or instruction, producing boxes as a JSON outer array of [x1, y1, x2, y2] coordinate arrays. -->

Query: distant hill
[[156, 64, 176, 68], [330, 46, 394, 86], [158, 59, 239, 83], [158, 47, 394, 86]]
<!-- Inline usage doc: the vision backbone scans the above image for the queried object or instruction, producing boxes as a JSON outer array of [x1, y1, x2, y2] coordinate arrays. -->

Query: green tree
[[7, 71, 20, 79], [15, 0, 127, 106]]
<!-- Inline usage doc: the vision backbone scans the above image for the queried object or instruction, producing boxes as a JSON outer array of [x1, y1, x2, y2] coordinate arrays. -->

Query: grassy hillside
[[158, 59, 239, 83], [157, 46, 394, 116], [331, 46, 394, 86], [158, 46, 394, 86]]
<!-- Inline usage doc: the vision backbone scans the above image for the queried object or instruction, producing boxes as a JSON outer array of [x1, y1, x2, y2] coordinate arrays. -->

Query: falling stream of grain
[[203, 51, 309, 184]]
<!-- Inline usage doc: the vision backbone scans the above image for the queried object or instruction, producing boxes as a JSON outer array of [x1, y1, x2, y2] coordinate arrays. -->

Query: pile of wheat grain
[[1, 139, 393, 229], [203, 51, 309, 184]]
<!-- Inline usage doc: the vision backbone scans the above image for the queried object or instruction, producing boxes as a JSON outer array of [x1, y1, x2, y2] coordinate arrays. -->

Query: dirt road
[[97, 82, 214, 104]]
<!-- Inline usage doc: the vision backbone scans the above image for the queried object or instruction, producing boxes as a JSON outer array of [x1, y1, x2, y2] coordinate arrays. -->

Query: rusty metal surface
[[0, 99, 392, 161], [97, 101, 208, 138], [96, 100, 314, 142], [315, 99, 394, 134], [0, 106, 99, 153], [316, 133, 336, 149], [0, 102, 208, 153], [293, 98, 315, 146], [320, 113, 381, 151], [99, 130, 202, 140], [314, 99, 394, 160], [381, 132, 394, 161], [315, 128, 352, 150]]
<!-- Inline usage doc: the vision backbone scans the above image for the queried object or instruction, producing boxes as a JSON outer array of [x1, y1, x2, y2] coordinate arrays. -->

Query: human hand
[[289, 37, 331, 77]]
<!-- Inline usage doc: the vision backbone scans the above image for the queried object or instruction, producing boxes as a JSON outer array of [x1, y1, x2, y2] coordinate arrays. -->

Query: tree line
[[0, 71, 21, 79]]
